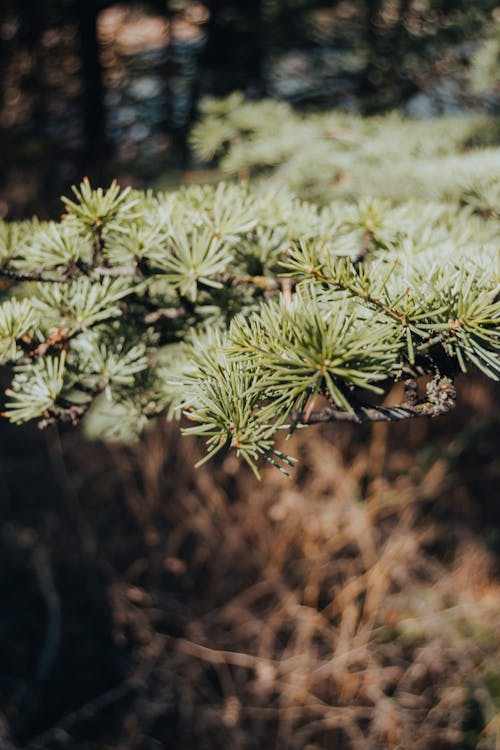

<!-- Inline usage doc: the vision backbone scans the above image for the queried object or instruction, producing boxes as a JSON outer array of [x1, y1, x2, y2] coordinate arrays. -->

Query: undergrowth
[[2, 377, 498, 749]]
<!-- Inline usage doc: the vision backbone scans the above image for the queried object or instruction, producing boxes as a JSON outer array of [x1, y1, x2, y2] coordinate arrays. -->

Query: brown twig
[[353, 230, 373, 265], [0, 266, 64, 283], [90, 265, 139, 278], [292, 377, 456, 425]]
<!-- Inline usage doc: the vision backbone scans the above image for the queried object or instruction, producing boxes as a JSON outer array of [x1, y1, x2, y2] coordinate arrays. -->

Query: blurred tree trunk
[[75, 0, 107, 180], [18, 0, 46, 137], [359, 0, 383, 109], [360, 0, 420, 110], [202, 0, 266, 96]]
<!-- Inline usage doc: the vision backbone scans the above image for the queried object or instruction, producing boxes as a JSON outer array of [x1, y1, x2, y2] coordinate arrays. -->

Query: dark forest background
[[1, 0, 498, 217]]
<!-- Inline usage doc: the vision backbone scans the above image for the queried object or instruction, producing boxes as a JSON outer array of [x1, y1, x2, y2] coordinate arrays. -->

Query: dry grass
[[2, 380, 499, 749]]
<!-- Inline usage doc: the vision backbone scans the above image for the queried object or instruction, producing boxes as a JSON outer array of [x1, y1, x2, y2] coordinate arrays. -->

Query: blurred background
[[0, 2, 499, 749], [1, 0, 500, 217]]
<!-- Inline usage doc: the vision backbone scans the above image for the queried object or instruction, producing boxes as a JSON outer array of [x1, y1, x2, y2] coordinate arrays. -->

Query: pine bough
[[190, 93, 500, 206], [0, 174, 498, 476]]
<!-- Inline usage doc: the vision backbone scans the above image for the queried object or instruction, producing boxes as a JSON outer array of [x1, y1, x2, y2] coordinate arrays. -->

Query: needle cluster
[[1, 114, 499, 474]]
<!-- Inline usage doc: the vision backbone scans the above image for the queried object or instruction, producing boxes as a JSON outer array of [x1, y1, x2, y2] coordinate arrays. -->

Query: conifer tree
[[1, 106, 499, 475]]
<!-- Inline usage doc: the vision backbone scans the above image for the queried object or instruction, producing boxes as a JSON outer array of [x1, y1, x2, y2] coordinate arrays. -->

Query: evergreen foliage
[[470, 20, 500, 98], [190, 94, 500, 203], [1, 106, 500, 474]]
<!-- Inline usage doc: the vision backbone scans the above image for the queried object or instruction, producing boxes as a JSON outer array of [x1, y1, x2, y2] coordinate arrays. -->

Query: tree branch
[[292, 377, 456, 425], [0, 266, 64, 283], [309, 265, 405, 323]]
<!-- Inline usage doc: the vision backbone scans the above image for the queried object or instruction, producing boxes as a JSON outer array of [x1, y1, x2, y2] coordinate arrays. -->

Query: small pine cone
[[426, 377, 456, 411]]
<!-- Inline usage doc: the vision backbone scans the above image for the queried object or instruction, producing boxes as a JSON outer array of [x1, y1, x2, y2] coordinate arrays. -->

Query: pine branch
[[307, 263, 406, 323], [0, 160, 498, 472]]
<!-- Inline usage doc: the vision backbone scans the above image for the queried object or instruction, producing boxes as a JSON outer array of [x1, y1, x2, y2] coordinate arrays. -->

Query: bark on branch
[[292, 377, 456, 425]]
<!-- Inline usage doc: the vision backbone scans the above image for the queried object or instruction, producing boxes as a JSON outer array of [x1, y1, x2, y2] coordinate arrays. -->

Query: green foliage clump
[[0, 162, 498, 475], [190, 94, 500, 204], [470, 20, 500, 96]]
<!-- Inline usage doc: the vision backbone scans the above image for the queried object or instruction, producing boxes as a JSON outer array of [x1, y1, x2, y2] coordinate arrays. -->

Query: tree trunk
[[75, 0, 107, 180]]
